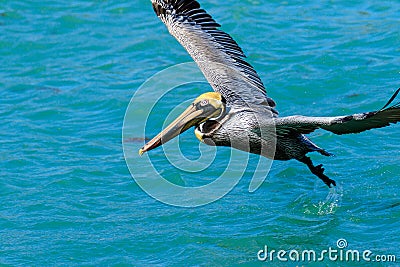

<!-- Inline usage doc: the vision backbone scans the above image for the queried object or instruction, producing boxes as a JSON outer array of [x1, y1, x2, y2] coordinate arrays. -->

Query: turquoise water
[[1, 0, 400, 265]]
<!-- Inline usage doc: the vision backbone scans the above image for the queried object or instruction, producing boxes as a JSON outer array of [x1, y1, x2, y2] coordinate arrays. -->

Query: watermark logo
[[257, 239, 397, 263], [336, 238, 348, 249], [122, 62, 275, 207]]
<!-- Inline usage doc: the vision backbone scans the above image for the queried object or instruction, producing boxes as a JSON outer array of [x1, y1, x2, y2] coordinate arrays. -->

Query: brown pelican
[[139, 0, 400, 187]]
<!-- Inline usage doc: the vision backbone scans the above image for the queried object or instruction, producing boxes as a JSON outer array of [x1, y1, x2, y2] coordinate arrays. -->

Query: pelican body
[[140, 0, 400, 187]]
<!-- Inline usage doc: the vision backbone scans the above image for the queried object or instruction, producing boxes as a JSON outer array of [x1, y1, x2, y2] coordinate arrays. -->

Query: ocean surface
[[1, 0, 400, 265]]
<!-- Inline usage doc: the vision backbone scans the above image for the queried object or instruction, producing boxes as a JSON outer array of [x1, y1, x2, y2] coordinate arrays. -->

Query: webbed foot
[[299, 157, 337, 187]]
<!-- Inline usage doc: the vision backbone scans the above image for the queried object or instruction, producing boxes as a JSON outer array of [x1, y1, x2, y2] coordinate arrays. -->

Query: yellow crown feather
[[195, 92, 222, 101]]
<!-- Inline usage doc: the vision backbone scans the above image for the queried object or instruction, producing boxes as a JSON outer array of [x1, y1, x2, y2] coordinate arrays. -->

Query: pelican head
[[139, 92, 226, 155]]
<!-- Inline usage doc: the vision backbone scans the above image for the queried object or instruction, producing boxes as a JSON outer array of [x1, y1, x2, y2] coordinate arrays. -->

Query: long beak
[[139, 104, 217, 155]]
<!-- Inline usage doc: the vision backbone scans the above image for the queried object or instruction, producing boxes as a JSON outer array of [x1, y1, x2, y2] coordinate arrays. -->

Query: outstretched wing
[[151, 0, 277, 112], [274, 89, 400, 135]]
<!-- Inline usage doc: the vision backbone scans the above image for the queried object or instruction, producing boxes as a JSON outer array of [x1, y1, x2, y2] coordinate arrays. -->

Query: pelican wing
[[151, 0, 277, 111], [274, 89, 400, 135]]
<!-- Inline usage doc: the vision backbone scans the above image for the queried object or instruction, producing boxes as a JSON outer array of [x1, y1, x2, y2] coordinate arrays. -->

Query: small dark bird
[[140, 0, 400, 187]]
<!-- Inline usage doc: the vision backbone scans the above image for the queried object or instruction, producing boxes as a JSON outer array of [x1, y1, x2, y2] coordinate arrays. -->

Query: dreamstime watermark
[[122, 62, 276, 207], [257, 239, 397, 263]]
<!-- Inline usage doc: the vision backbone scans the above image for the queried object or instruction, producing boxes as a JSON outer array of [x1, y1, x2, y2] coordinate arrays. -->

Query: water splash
[[304, 185, 343, 215]]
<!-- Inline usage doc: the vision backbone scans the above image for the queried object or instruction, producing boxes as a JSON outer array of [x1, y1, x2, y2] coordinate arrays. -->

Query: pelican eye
[[199, 99, 209, 106]]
